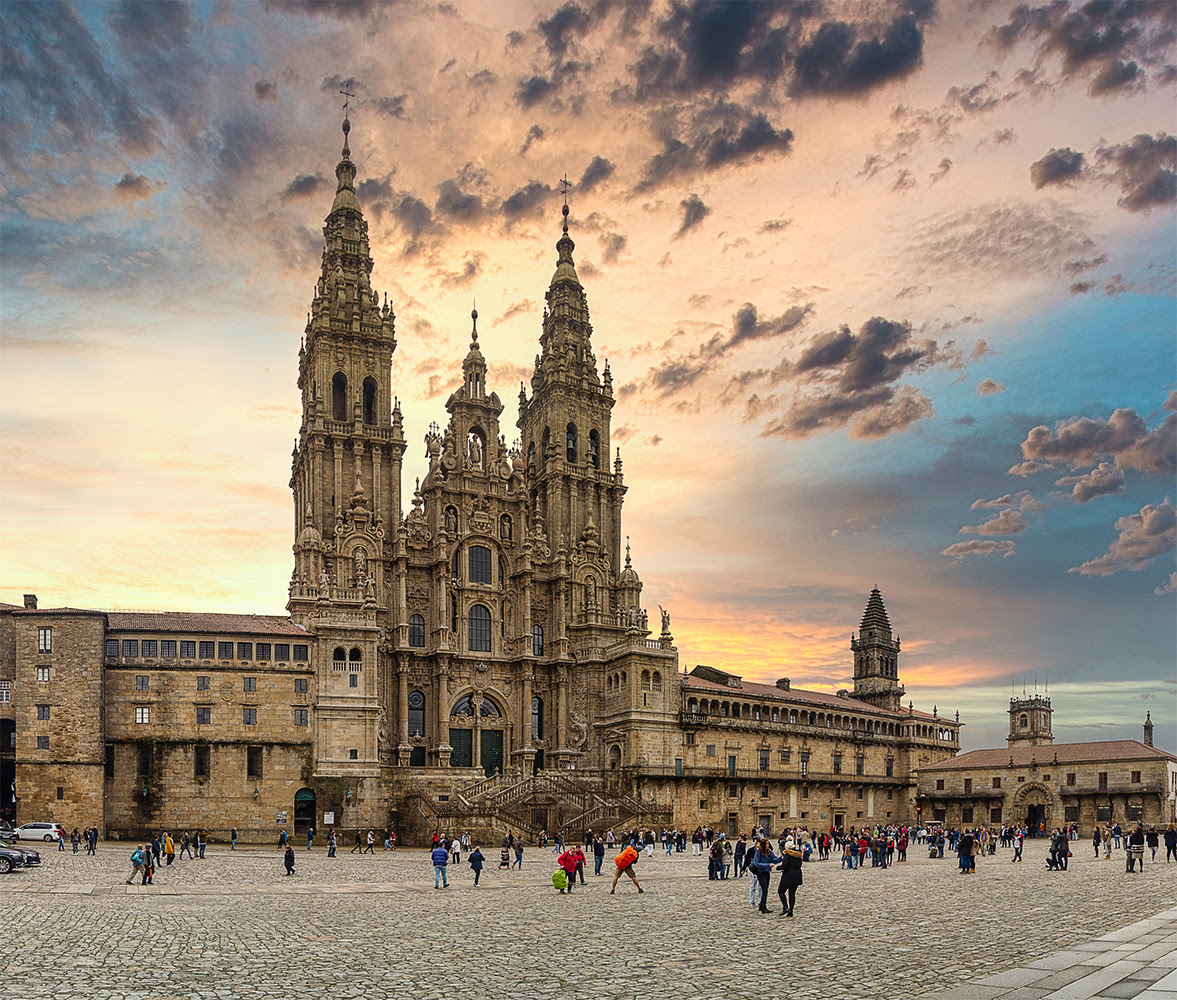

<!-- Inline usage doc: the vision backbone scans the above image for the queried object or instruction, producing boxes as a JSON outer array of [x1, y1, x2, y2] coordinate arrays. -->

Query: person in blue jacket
[[748, 838, 782, 913], [468, 845, 485, 885], [432, 841, 450, 888]]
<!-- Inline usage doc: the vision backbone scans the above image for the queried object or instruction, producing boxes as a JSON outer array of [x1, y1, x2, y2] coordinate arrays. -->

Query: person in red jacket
[[557, 847, 578, 893]]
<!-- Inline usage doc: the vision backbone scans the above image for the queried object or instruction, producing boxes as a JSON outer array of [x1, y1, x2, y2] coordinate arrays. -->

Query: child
[[499, 844, 511, 869]]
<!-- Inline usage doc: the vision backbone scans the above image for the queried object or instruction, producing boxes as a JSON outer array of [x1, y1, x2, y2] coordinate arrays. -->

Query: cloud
[[516, 74, 556, 108], [1095, 133, 1177, 212], [1070, 499, 1176, 576], [941, 539, 1017, 561], [264, 1, 377, 20], [439, 251, 486, 288], [113, 173, 157, 201], [959, 508, 1028, 535], [1070, 281, 1095, 294], [1155, 572, 1177, 596], [1089, 59, 1143, 95], [435, 177, 488, 223], [1054, 462, 1126, 503], [600, 232, 627, 263], [492, 300, 534, 326], [537, 2, 594, 61], [1013, 405, 1177, 478], [759, 217, 791, 233], [1030, 147, 1085, 188], [501, 180, 554, 221], [280, 174, 327, 202], [520, 124, 545, 155], [578, 156, 615, 193], [255, 80, 277, 101], [370, 95, 407, 118], [977, 379, 1005, 395], [791, 14, 927, 98], [674, 194, 710, 238]]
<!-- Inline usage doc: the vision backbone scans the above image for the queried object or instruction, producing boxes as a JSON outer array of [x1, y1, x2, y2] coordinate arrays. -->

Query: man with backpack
[[610, 843, 643, 894], [126, 845, 146, 885]]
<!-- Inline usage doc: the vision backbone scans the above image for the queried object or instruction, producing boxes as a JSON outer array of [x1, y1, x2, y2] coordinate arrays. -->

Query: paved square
[[2, 839, 1173, 999]]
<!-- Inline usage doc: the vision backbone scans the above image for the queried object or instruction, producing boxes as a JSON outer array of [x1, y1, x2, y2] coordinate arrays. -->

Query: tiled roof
[[916, 740, 1176, 772], [859, 587, 892, 632], [11, 607, 106, 616], [104, 612, 310, 637], [683, 673, 945, 722]]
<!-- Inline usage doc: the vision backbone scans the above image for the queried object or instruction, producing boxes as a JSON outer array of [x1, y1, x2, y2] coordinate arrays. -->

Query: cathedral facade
[[0, 123, 962, 842]]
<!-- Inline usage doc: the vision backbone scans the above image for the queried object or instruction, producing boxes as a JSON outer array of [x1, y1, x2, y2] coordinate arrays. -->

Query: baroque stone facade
[[0, 122, 962, 842]]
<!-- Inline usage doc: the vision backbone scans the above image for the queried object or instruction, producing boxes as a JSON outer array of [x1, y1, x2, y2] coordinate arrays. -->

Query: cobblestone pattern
[[2, 840, 1173, 999]]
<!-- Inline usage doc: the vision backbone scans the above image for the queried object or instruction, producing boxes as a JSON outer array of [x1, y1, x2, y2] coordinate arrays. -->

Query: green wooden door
[[480, 730, 503, 777], [450, 729, 473, 768]]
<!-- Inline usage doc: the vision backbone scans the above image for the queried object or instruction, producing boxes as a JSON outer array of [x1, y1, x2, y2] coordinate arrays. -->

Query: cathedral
[[0, 121, 965, 843]]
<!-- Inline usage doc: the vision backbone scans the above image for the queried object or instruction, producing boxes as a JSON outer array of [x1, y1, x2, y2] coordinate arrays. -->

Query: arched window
[[333, 646, 346, 669], [332, 372, 348, 422], [349, 648, 362, 664], [652, 671, 662, 692], [731, 703, 740, 719], [408, 690, 425, 737], [687, 698, 697, 713], [589, 430, 600, 468], [468, 604, 491, 652], [607, 675, 614, 694], [362, 377, 377, 425], [641, 670, 651, 691], [479, 697, 501, 718], [408, 614, 425, 647], [789, 711, 798, 725], [531, 624, 544, 656], [531, 697, 543, 739], [469, 545, 492, 584], [1019, 714, 1028, 729], [566, 423, 577, 463], [451, 695, 474, 716]]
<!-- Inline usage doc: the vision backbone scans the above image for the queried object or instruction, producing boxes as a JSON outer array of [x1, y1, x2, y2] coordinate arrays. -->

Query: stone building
[[914, 699, 1176, 832], [1, 121, 960, 842]]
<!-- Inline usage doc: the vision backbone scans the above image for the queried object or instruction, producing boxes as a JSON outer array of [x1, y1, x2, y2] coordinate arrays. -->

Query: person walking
[[748, 838, 782, 912], [364, 830, 375, 854], [573, 845, 587, 885], [468, 845, 485, 885], [351, 831, 362, 853], [327, 829, 337, 857], [163, 832, 175, 866], [283, 845, 295, 876], [230, 826, 238, 850], [126, 845, 146, 885], [1092, 826, 1102, 857], [71, 828, 80, 853], [557, 846, 578, 893], [432, 841, 450, 888], [513, 838, 524, 870], [777, 837, 804, 917], [592, 836, 605, 876], [1146, 827, 1159, 863], [610, 843, 643, 894], [1011, 827, 1023, 863], [198, 830, 207, 858], [179, 831, 193, 860], [307, 826, 315, 851], [1164, 824, 1177, 863], [1126, 824, 1146, 872]]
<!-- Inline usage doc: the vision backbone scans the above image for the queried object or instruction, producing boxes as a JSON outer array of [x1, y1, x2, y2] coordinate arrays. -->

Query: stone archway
[[1013, 781, 1055, 836]]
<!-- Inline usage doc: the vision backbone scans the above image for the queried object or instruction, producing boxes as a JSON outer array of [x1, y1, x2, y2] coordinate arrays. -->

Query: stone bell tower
[[1008, 694, 1053, 747], [851, 587, 905, 712]]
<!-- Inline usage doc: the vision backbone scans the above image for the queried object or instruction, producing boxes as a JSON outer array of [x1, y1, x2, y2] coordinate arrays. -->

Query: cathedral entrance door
[[1026, 803, 1046, 835], [294, 788, 316, 835], [480, 730, 503, 777], [450, 729, 473, 768]]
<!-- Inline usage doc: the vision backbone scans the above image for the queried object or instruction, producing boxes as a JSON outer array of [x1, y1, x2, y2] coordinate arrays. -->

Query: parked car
[[4, 843, 41, 867], [13, 822, 66, 842], [0, 820, 14, 842], [0, 843, 27, 874]]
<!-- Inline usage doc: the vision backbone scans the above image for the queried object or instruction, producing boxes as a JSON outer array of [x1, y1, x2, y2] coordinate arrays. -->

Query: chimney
[[775, 678, 790, 691], [23, 594, 37, 610], [1144, 712, 1153, 748]]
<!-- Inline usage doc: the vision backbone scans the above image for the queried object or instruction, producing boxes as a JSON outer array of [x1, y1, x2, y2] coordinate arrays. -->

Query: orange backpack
[[615, 845, 639, 868]]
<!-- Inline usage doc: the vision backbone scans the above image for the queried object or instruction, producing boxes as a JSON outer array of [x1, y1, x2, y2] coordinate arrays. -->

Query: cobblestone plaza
[[4, 839, 1173, 999]]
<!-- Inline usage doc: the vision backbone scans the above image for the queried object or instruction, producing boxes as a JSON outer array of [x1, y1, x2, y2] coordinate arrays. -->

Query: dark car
[[5, 843, 41, 867], [0, 843, 27, 874], [0, 820, 14, 842]]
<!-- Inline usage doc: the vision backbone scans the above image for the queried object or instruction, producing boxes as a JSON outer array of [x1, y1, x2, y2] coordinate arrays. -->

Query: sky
[[1, 0, 1174, 752]]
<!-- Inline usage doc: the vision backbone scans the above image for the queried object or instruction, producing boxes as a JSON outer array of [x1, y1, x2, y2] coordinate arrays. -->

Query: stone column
[[522, 672, 533, 745], [557, 665, 568, 750], [397, 663, 410, 765]]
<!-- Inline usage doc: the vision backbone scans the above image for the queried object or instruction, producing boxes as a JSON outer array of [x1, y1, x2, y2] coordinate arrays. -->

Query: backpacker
[[615, 845, 639, 869], [552, 870, 568, 890]]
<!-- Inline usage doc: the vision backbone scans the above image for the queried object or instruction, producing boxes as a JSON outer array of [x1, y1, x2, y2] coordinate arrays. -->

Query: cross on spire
[[559, 174, 572, 206], [340, 87, 355, 116]]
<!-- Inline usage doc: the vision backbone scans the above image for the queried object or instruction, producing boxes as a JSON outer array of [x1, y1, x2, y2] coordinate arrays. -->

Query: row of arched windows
[[527, 424, 602, 473], [403, 691, 545, 739], [407, 611, 543, 655], [332, 647, 362, 667], [684, 699, 937, 739], [331, 372, 379, 425]]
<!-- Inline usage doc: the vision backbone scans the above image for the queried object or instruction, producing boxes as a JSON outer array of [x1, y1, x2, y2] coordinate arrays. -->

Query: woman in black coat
[[777, 838, 804, 917]]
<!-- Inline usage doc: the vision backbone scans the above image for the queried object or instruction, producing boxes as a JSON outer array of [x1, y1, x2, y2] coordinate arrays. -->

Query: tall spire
[[851, 587, 904, 713], [331, 115, 360, 216]]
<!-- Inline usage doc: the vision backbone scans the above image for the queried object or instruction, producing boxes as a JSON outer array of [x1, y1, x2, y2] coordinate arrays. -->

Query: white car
[[13, 822, 66, 842]]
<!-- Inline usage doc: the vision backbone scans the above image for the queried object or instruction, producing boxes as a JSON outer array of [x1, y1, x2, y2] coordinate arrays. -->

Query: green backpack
[[552, 870, 568, 890]]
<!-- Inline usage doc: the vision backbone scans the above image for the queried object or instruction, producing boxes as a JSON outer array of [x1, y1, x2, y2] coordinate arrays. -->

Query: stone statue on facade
[[468, 433, 483, 469]]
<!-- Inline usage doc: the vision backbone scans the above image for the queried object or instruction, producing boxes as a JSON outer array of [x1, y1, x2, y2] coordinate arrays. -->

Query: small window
[[294, 709, 308, 727], [834, 787, 842, 799], [885, 758, 893, 778], [199, 641, 215, 659], [856, 788, 864, 800], [293, 644, 309, 661], [961, 807, 974, 823], [468, 604, 492, 652], [197, 675, 210, 691], [36, 666, 49, 682], [295, 678, 308, 694], [349, 673, 358, 688], [705, 745, 716, 757], [759, 750, 769, 771], [531, 624, 544, 656], [180, 640, 196, 658], [136, 675, 149, 691], [141, 639, 158, 657], [139, 745, 152, 773], [37, 736, 49, 750], [780, 750, 790, 763], [275, 643, 291, 660], [135, 707, 150, 724], [408, 690, 425, 736], [243, 708, 257, 726], [256, 643, 271, 661], [194, 745, 210, 778], [350, 748, 359, 760], [469, 545, 492, 584], [408, 615, 426, 647], [727, 784, 738, 798], [105, 744, 114, 777], [832, 753, 842, 774], [237, 642, 252, 660], [247, 746, 263, 778], [123, 640, 138, 657], [1131, 770, 1141, 783], [196, 707, 211, 725], [531, 697, 544, 740], [161, 640, 177, 658], [243, 677, 256, 693], [1066, 772, 1076, 786], [105, 639, 119, 657], [36, 704, 50, 720], [801, 786, 809, 799], [0, 680, 12, 703], [37, 627, 52, 653], [963, 778, 972, 795], [991, 808, 1003, 824], [215, 641, 231, 659], [992, 777, 1002, 789], [685, 732, 695, 745], [936, 779, 944, 790]]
